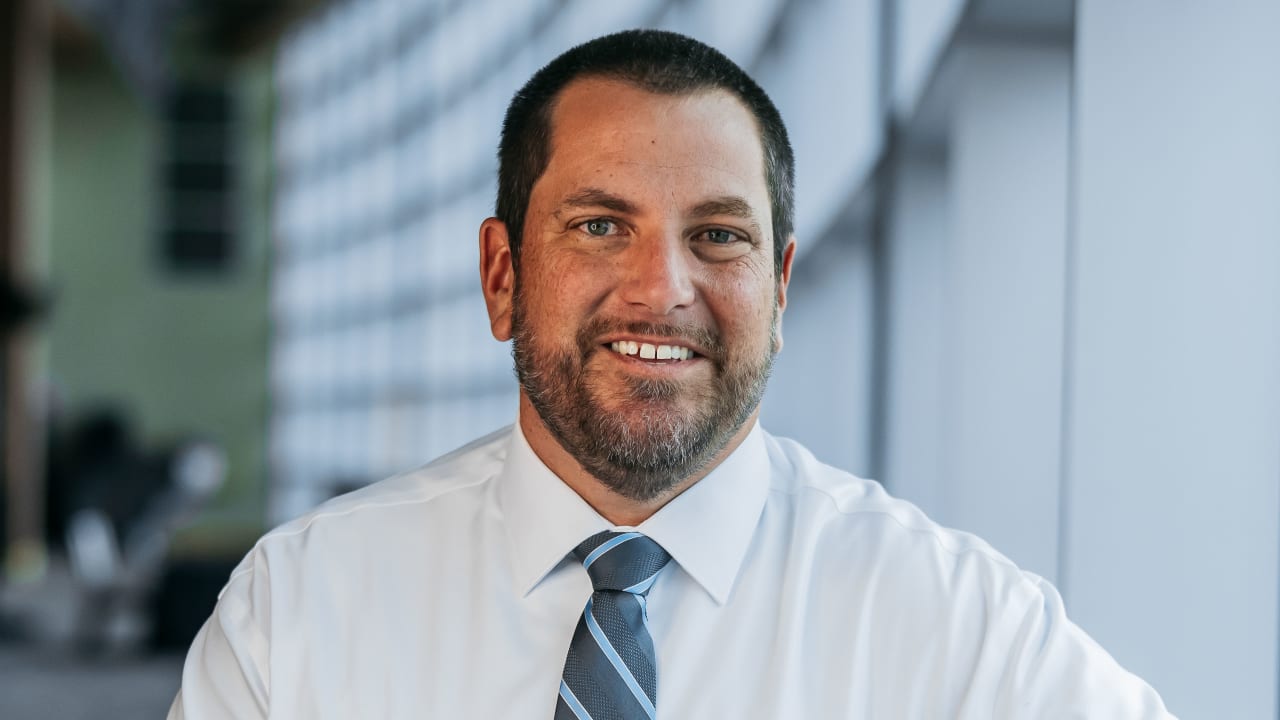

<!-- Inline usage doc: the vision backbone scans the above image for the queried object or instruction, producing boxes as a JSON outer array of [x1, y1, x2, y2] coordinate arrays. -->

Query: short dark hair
[[496, 29, 795, 275]]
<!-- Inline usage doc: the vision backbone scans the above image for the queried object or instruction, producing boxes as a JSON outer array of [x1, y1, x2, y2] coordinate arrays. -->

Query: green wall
[[45, 51, 274, 554]]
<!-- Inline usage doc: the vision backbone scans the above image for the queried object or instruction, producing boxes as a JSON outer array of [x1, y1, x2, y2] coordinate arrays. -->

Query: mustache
[[576, 316, 724, 361]]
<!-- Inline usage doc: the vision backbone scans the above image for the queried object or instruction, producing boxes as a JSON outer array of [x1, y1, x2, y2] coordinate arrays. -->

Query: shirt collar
[[498, 423, 610, 598], [497, 419, 771, 606]]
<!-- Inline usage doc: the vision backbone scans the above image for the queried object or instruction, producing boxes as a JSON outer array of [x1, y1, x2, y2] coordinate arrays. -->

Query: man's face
[[502, 77, 793, 500]]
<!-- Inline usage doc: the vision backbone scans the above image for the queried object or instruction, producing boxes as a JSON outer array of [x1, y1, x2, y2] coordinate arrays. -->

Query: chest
[[261, 563, 973, 719]]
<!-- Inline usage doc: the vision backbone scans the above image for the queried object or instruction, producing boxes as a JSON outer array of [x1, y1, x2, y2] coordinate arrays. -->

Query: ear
[[479, 217, 515, 341], [773, 235, 797, 353]]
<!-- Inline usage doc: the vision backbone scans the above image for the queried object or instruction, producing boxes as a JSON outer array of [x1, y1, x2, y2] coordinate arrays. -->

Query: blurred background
[[0, 0, 1276, 717]]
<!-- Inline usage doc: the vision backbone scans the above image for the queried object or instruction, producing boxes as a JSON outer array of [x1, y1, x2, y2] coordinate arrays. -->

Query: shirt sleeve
[[994, 574, 1176, 719], [167, 565, 271, 719]]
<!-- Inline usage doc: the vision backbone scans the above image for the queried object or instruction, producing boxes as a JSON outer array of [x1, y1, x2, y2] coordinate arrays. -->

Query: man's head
[[479, 30, 797, 507], [496, 29, 795, 276]]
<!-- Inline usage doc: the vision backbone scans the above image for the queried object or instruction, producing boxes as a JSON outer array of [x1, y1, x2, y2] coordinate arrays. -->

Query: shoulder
[[222, 426, 512, 592], [759, 430, 1066, 667], [760, 429, 1030, 585], [758, 431, 1173, 716], [274, 425, 508, 530]]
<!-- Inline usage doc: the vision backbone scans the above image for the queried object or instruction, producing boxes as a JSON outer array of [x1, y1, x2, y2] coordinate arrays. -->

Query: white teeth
[[609, 340, 694, 361]]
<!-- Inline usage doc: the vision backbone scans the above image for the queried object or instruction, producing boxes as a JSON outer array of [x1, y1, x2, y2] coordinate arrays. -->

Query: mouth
[[605, 340, 698, 362]]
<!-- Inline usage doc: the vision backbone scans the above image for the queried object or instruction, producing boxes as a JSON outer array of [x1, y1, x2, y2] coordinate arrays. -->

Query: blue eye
[[584, 220, 614, 236], [704, 229, 737, 244]]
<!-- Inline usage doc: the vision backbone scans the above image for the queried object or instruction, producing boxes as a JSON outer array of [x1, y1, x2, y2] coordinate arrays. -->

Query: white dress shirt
[[169, 422, 1174, 718]]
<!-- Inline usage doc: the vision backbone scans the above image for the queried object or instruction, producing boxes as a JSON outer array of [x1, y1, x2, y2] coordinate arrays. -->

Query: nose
[[618, 234, 696, 316]]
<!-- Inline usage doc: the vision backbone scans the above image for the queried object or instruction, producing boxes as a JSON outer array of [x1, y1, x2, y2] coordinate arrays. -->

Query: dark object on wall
[[160, 81, 237, 272], [58, 0, 326, 102]]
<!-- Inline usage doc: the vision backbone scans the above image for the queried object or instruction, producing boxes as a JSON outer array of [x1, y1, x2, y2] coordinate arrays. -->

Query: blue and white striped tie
[[555, 531, 672, 720]]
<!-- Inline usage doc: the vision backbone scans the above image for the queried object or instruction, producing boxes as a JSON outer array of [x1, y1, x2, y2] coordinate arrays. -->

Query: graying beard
[[516, 346, 715, 500], [512, 288, 778, 502], [510, 302, 776, 502]]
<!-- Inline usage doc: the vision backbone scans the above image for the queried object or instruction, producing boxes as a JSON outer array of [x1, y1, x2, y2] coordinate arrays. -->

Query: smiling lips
[[608, 340, 696, 361]]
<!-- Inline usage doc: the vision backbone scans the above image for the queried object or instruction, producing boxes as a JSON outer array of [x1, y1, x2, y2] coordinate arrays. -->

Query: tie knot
[[573, 531, 671, 595]]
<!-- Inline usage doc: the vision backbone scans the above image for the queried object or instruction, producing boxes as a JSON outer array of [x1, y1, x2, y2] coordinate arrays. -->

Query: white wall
[[885, 41, 1072, 584], [886, 9, 1280, 711], [944, 42, 1072, 583], [1066, 1, 1280, 716], [893, 0, 966, 118], [753, 0, 881, 252], [763, 233, 875, 477], [883, 151, 948, 514]]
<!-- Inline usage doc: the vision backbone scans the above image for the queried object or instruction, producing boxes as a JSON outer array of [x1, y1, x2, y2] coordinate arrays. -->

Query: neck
[[517, 393, 756, 526]]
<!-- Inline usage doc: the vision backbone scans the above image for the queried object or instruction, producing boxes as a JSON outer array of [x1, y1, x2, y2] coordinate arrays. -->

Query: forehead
[[537, 77, 769, 207]]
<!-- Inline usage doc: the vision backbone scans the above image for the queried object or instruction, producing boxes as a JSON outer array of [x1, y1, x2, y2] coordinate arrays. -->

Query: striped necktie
[[555, 531, 672, 720]]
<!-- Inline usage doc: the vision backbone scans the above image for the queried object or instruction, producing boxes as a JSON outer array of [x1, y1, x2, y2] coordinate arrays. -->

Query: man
[[170, 30, 1173, 718]]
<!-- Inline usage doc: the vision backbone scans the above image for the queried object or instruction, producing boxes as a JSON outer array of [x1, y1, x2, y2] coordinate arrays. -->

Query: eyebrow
[[552, 188, 765, 237], [554, 188, 638, 216], [688, 195, 757, 221], [689, 195, 765, 237]]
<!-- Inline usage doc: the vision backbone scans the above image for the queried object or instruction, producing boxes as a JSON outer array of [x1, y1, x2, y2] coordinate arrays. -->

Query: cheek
[[520, 254, 610, 327], [703, 270, 778, 337], [545, 256, 608, 305]]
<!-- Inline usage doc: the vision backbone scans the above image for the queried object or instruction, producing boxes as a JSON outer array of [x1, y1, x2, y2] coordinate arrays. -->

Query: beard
[[511, 285, 777, 502]]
